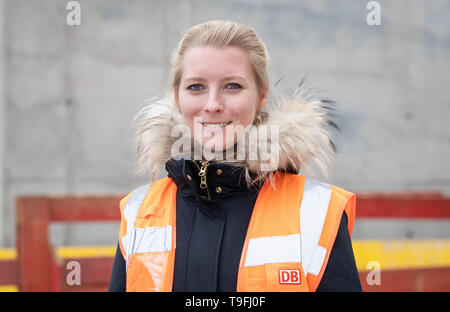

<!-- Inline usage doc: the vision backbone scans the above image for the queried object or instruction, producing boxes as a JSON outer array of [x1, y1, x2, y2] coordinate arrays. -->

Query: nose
[[203, 89, 224, 113]]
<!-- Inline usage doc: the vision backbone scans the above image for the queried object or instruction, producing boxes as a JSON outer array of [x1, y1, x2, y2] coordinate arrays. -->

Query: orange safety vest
[[118, 172, 356, 292]]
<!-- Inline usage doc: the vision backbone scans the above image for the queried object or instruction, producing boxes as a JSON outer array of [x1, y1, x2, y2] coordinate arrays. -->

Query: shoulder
[[120, 183, 152, 211], [296, 176, 357, 237], [291, 176, 355, 210], [301, 176, 356, 208], [303, 176, 354, 198], [119, 177, 174, 214], [278, 174, 353, 194]]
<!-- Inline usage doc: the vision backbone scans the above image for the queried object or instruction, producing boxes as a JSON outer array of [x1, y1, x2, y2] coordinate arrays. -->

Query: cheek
[[230, 96, 258, 126], [178, 95, 202, 124]]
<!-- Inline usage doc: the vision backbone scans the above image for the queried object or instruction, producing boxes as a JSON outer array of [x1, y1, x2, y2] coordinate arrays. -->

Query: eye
[[226, 83, 242, 90], [187, 84, 204, 92]]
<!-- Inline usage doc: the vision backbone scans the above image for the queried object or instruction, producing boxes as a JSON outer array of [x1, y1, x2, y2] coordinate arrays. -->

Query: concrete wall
[[1, 0, 449, 247], [0, 0, 5, 248]]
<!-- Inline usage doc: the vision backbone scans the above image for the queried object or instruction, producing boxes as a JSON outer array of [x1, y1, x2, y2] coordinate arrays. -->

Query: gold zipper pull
[[198, 160, 209, 189]]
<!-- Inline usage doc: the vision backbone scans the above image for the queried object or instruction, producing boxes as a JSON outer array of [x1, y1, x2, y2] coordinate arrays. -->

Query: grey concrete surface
[[0, 0, 4, 248], [1, 0, 449, 247]]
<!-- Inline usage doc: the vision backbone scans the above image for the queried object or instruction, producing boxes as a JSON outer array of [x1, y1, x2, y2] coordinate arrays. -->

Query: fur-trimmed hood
[[132, 80, 339, 188]]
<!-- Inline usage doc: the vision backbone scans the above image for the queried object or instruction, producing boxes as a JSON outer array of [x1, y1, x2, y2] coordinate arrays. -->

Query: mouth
[[201, 121, 232, 128]]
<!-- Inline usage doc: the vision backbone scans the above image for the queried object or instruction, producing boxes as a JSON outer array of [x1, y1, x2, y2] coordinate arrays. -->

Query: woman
[[109, 20, 362, 292]]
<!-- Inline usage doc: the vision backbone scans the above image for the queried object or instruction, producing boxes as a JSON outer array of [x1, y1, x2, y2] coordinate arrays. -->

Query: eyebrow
[[183, 76, 247, 83]]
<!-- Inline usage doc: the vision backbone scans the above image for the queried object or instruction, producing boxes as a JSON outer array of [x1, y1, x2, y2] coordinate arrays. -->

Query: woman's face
[[175, 45, 267, 153]]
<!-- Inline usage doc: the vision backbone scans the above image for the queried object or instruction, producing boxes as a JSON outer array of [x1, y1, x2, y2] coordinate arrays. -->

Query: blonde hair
[[169, 20, 269, 96]]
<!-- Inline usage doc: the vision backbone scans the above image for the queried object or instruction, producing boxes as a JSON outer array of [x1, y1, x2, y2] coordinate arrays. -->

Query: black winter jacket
[[108, 158, 362, 292]]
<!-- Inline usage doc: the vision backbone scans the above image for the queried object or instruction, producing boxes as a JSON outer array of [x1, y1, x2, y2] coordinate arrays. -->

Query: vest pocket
[[242, 265, 267, 292], [126, 252, 169, 292]]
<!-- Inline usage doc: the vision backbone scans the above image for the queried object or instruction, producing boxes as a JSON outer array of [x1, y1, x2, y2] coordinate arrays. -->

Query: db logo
[[279, 269, 301, 284]]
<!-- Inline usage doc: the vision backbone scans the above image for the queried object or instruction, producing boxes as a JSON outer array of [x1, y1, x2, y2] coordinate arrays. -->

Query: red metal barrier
[[356, 192, 450, 219], [16, 196, 122, 291], [359, 267, 450, 292], [355, 192, 450, 291], [13, 192, 450, 291]]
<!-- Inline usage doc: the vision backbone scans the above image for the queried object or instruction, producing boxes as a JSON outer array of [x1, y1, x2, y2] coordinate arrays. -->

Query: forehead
[[181, 45, 253, 80]]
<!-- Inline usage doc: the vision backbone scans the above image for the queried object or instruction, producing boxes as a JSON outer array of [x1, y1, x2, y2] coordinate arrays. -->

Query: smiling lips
[[201, 121, 232, 128]]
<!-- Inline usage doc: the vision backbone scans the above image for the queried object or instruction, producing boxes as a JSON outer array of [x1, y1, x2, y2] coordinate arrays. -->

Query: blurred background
[[0, 0, 449, 291]]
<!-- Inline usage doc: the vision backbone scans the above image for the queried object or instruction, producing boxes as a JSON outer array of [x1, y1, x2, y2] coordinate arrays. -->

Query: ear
[[258, 88, 268, 112]]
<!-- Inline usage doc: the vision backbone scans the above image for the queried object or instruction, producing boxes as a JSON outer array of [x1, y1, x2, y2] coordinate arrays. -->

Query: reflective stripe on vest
[[118, 173, 356, 292], [244, 233, 301, 267], [120, 183, 151, 270], [300, 178, 332, 276]]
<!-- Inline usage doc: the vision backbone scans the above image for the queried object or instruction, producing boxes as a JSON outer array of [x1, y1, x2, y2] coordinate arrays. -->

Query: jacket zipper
[[193, 160, 211, 200]]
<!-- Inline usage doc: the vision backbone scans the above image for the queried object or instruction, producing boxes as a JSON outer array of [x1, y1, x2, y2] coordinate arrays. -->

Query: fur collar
[[133, 81, 338, 188]]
